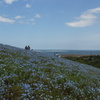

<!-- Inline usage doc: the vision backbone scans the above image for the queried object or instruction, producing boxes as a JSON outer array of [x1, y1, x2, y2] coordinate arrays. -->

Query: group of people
[[25, 45, 30, 50], [24, 46, 60, 58]]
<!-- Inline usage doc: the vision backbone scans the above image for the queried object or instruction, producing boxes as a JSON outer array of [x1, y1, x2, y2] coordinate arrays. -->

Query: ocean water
[[37, 50, 100, 56]]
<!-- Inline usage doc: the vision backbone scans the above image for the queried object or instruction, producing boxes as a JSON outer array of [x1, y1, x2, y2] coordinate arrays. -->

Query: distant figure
[[25, 46, 28, 50], [25, 45, 30, 50], [55, 52, 60, 58], [27, 45, 30, 50], [56, 52, 59, 57]]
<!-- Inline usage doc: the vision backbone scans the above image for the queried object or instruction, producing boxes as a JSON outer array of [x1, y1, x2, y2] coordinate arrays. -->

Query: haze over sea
[[36, 50, 100, 56]]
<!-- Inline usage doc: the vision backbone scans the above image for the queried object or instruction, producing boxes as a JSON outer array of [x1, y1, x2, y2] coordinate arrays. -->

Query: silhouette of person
[[27, 45, 30, 50], [25, 46, 28, 50]]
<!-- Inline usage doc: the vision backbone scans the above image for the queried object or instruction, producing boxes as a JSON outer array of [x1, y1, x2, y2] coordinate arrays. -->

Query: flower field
[[0, 44, 100, 100]]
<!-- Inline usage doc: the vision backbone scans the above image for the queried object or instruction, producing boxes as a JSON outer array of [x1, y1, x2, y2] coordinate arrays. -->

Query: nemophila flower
[[0, 44, 100, 99], [22, 84, 30, 90]]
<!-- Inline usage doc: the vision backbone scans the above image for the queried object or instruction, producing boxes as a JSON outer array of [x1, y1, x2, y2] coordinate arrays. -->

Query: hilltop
[[0, 44, 100, 100]]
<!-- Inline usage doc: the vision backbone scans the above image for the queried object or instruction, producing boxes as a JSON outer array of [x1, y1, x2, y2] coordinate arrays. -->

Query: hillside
[[61, 54, 100, 68], [0, 44, 100, 100]]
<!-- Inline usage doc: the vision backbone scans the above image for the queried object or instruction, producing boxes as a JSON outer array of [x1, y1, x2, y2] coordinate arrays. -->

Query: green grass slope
[[0, 44, 100, 100], [61, 54, 100, 68]]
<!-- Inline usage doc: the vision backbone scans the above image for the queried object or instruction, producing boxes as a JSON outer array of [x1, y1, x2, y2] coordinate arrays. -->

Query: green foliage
[[3, 85, 23, 100], [63, 55, 100, 68]]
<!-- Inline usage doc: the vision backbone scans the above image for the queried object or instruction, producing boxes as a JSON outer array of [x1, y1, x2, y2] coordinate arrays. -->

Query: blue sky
[[0, 0, 100, 50]]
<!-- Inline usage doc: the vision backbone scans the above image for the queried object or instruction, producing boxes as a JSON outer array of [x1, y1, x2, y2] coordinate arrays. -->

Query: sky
[[0, 0, 100, 50]]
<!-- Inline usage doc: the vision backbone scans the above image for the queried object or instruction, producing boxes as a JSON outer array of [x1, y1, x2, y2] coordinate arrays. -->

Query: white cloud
[[66, 7, 100, 27], [79, 14, 97, 20], [30, 19, 35, 21], [35, 14, 41, 18], [4, 0, 17, 4], [86, 7, 100, 14], [25, 4, 31, 8], [15, 16, 24, 19], [0, 16, 15, 23], [66, 20, 95, 27]]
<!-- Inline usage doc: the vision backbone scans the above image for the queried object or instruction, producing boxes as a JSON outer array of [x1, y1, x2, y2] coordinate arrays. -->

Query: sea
[[35, 50, 100, 56]]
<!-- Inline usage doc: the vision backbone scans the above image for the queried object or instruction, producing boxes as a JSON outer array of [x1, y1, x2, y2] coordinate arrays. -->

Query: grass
[[61, 54, 100, 68], [0, 44, 100, 100]]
